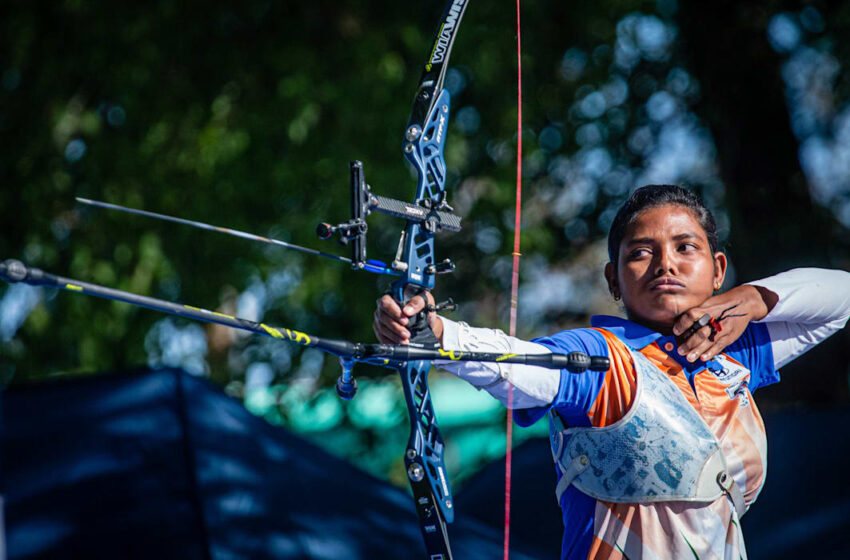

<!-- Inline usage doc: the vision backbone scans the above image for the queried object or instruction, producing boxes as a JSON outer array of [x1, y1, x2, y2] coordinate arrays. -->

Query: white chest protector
[[548, 349, 746, 517]]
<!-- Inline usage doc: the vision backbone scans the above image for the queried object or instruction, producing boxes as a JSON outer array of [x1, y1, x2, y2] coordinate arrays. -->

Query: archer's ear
[[604, 262, 618, 298], [713, 252, 728, 290]]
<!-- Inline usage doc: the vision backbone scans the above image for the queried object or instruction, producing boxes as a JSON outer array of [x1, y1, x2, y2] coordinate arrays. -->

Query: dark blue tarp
[[1, 368, 538, 560], [6, 368, 848, 559]]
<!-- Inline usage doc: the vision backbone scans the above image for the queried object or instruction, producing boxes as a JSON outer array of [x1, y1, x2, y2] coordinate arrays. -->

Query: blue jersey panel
[[723, 321, 778, 391], [559, 486, 596, 560], [513, 328, 611, 428]]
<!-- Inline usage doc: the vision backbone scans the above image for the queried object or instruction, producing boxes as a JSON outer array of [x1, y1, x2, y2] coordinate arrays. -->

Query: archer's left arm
[[436, 318, 561, 409], [745, 268, 850, 368], [373, 293, 561, 408]]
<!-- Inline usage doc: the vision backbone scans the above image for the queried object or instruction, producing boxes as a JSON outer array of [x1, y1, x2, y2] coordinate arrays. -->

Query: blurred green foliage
[[2, 0, 849, 485]]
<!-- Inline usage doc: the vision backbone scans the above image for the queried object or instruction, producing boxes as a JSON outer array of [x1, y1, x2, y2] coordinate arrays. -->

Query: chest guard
[[549, 349, 746, 516]]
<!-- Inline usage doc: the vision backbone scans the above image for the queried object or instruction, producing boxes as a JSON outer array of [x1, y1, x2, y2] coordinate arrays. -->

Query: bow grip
[[401, 288, 441, 350]]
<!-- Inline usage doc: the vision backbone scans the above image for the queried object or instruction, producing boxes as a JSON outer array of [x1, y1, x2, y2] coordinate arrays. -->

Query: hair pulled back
[[607, 185, 719, 265]]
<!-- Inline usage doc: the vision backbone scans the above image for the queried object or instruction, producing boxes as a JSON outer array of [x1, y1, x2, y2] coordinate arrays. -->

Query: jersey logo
[[725, 380, 751, 407], [707, 354, 750, 384], [707, 355, 751, 406]]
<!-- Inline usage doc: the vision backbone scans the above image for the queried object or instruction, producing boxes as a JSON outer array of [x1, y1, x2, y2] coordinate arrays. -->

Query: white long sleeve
[[435, 319, 560, 408], [435, 268, 850, 404], [746, 268, 850, 369]]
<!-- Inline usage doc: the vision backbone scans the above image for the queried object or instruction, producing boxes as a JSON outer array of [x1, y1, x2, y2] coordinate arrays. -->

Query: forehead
[[624, 204, 706, 239]]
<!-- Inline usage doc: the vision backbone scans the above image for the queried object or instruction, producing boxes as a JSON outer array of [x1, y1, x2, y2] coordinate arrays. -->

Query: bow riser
[[396, 89, 452, 288], [391, 69, 457, 560], [387, 3, 470, 555], [400, 359, 453, 553]]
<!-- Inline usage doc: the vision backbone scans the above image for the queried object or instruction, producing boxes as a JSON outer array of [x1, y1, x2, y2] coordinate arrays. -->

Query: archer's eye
[[628, 248, 651, 259]]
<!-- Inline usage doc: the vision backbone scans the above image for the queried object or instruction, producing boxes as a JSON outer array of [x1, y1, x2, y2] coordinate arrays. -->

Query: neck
[[625, 312, 674, 336]]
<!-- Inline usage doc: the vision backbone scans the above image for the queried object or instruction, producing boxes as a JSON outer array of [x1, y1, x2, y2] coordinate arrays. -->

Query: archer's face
[[607, 204, 726, 333]]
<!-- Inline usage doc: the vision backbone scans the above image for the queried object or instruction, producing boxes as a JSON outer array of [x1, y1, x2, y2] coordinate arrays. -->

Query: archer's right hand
[[373, 292, 443, 345]]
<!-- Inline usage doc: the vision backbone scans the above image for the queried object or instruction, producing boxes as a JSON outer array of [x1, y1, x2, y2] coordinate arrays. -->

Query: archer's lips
[[649, 277, 686, 291]]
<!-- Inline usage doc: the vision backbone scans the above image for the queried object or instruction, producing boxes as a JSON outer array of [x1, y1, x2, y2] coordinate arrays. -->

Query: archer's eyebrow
[[624, 233, 700, 246]]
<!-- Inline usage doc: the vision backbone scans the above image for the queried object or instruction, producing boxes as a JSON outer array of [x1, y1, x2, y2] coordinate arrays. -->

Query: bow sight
[[317, 160, 461, 277]]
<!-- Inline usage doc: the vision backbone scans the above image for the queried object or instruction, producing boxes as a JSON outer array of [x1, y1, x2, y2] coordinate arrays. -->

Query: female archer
[[374, 184, 850, 558]]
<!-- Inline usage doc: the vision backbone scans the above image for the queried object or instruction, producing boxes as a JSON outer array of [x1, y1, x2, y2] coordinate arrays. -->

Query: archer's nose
[[654, 247, 677, 276]]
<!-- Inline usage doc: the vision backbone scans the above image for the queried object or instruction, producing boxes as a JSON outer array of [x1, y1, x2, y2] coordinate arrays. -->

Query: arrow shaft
[[76, 197, 354, 265]]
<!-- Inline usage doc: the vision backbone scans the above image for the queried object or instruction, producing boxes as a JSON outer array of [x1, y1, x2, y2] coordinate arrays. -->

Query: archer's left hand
[[373, 292, 443, 346], [672, 285, 775, 363]]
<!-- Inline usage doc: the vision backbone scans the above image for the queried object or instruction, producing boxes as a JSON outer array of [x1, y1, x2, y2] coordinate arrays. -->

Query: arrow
[[75, 197, 395, 275]]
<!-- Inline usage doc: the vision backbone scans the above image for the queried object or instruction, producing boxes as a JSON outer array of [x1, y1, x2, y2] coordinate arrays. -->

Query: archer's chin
[[642, 294, 688, 321]]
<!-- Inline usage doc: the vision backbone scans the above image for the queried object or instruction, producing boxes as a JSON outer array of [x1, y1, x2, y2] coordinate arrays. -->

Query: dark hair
[[607, 184, 719, 265]]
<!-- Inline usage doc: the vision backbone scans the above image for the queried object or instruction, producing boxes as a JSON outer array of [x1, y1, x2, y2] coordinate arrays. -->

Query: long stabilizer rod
[[0, 259, 609, 372]]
